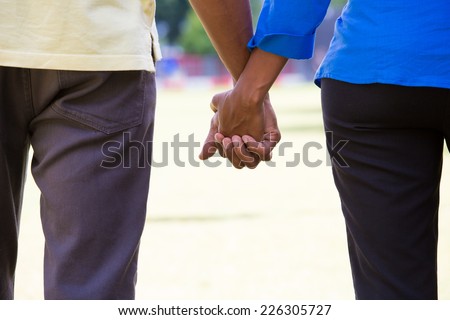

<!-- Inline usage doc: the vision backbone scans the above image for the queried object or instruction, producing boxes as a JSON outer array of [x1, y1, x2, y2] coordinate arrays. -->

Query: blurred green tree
[[178, 8, 216, 55], [159, 0, 346, 54], [178, 0, 263, 55], [155, 0, 190, 44], [331, 0, 347, 7]]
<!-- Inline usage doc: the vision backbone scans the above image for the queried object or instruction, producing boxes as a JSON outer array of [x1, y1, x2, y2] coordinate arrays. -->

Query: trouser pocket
[[52, 70, 148, 134]]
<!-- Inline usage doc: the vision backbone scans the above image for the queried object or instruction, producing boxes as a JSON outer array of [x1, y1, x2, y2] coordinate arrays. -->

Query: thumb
[[199, 114, 219, 160], [199, 138, 217, 160], [211, 91, 229, 113], [199, 125, 217, 160]]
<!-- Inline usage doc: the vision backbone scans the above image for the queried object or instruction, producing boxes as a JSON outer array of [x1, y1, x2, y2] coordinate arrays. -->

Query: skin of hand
[[206, 48, 287, 168], [189, 1, 287, 168], [199, 92, 281, 169]]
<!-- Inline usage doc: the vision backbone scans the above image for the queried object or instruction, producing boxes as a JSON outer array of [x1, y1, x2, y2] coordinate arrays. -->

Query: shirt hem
[[0, 50, 157, 72], [315, 73, 450, 90]]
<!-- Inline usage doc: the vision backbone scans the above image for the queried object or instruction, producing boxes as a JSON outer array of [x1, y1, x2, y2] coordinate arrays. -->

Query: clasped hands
[[199, 88, 281, 169]]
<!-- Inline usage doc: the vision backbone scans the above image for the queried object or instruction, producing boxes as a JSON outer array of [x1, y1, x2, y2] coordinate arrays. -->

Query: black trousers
[[0, 67, 156, 299], [321, 78, 450, 299]]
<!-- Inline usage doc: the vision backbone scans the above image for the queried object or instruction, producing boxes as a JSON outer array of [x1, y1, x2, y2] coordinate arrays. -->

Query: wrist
[[232, 48, 287, 109], [232, 79, 266, 111]]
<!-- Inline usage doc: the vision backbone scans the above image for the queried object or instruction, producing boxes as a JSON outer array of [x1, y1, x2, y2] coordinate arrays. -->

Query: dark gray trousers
[[0, 67, 156, 299]]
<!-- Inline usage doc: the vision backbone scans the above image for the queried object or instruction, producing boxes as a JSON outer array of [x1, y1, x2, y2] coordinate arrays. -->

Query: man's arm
[[188, 0, 253, 82]]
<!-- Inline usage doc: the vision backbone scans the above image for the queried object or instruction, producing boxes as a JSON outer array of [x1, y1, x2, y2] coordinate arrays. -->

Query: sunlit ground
[[15, 83, 450, 299]]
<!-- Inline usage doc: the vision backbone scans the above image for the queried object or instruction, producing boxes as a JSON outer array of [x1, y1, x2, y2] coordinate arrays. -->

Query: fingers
[[199, 114, 222, 161], [242, 131, 281, 162], [199, 139, 217, 161], [214, 133, 261, 169], [242, 135, 271, 161], [232, 135, 260, 169], [200, 130, 278, 167], [216, 134, 244, 169], [214, 133, 226, 157], [203, 90, 281, 168]]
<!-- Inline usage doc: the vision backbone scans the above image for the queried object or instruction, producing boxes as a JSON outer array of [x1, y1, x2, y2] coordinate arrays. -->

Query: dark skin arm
[[188, 0, 253, 82]]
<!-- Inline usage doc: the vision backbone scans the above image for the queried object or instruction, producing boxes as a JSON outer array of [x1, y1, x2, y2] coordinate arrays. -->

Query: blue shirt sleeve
[[248, 0, 331, 59]]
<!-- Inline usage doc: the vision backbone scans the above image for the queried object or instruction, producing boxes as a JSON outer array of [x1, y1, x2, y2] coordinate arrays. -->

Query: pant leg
[[0, 67, 35, 299], [29, 70, 156, 299], [321, 79, 449, 299]]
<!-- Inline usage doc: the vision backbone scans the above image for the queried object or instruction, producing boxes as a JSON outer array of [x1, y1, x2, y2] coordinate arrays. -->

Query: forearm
[[188, 0, 253, 81], [233, 48, 288, 108]]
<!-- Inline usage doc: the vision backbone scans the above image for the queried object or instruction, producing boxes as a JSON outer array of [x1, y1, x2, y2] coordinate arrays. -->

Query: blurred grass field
[[15, 83, 450, 299]]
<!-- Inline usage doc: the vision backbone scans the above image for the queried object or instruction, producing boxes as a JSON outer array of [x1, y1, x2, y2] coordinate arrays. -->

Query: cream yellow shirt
[[0, 0, 162, 72]]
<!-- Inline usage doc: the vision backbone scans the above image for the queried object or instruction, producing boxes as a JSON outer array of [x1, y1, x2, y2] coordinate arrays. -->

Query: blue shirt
[[248, 0, 450, 89]]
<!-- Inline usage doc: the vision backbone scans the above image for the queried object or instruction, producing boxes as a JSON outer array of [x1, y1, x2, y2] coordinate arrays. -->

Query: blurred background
[[154, 0, 345, 89], [15, 0, 450, 299]]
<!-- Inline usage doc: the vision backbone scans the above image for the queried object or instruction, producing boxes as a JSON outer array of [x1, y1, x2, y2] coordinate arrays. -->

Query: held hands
[[199, 89, 281, 169], [197, 48, 286, 169]]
